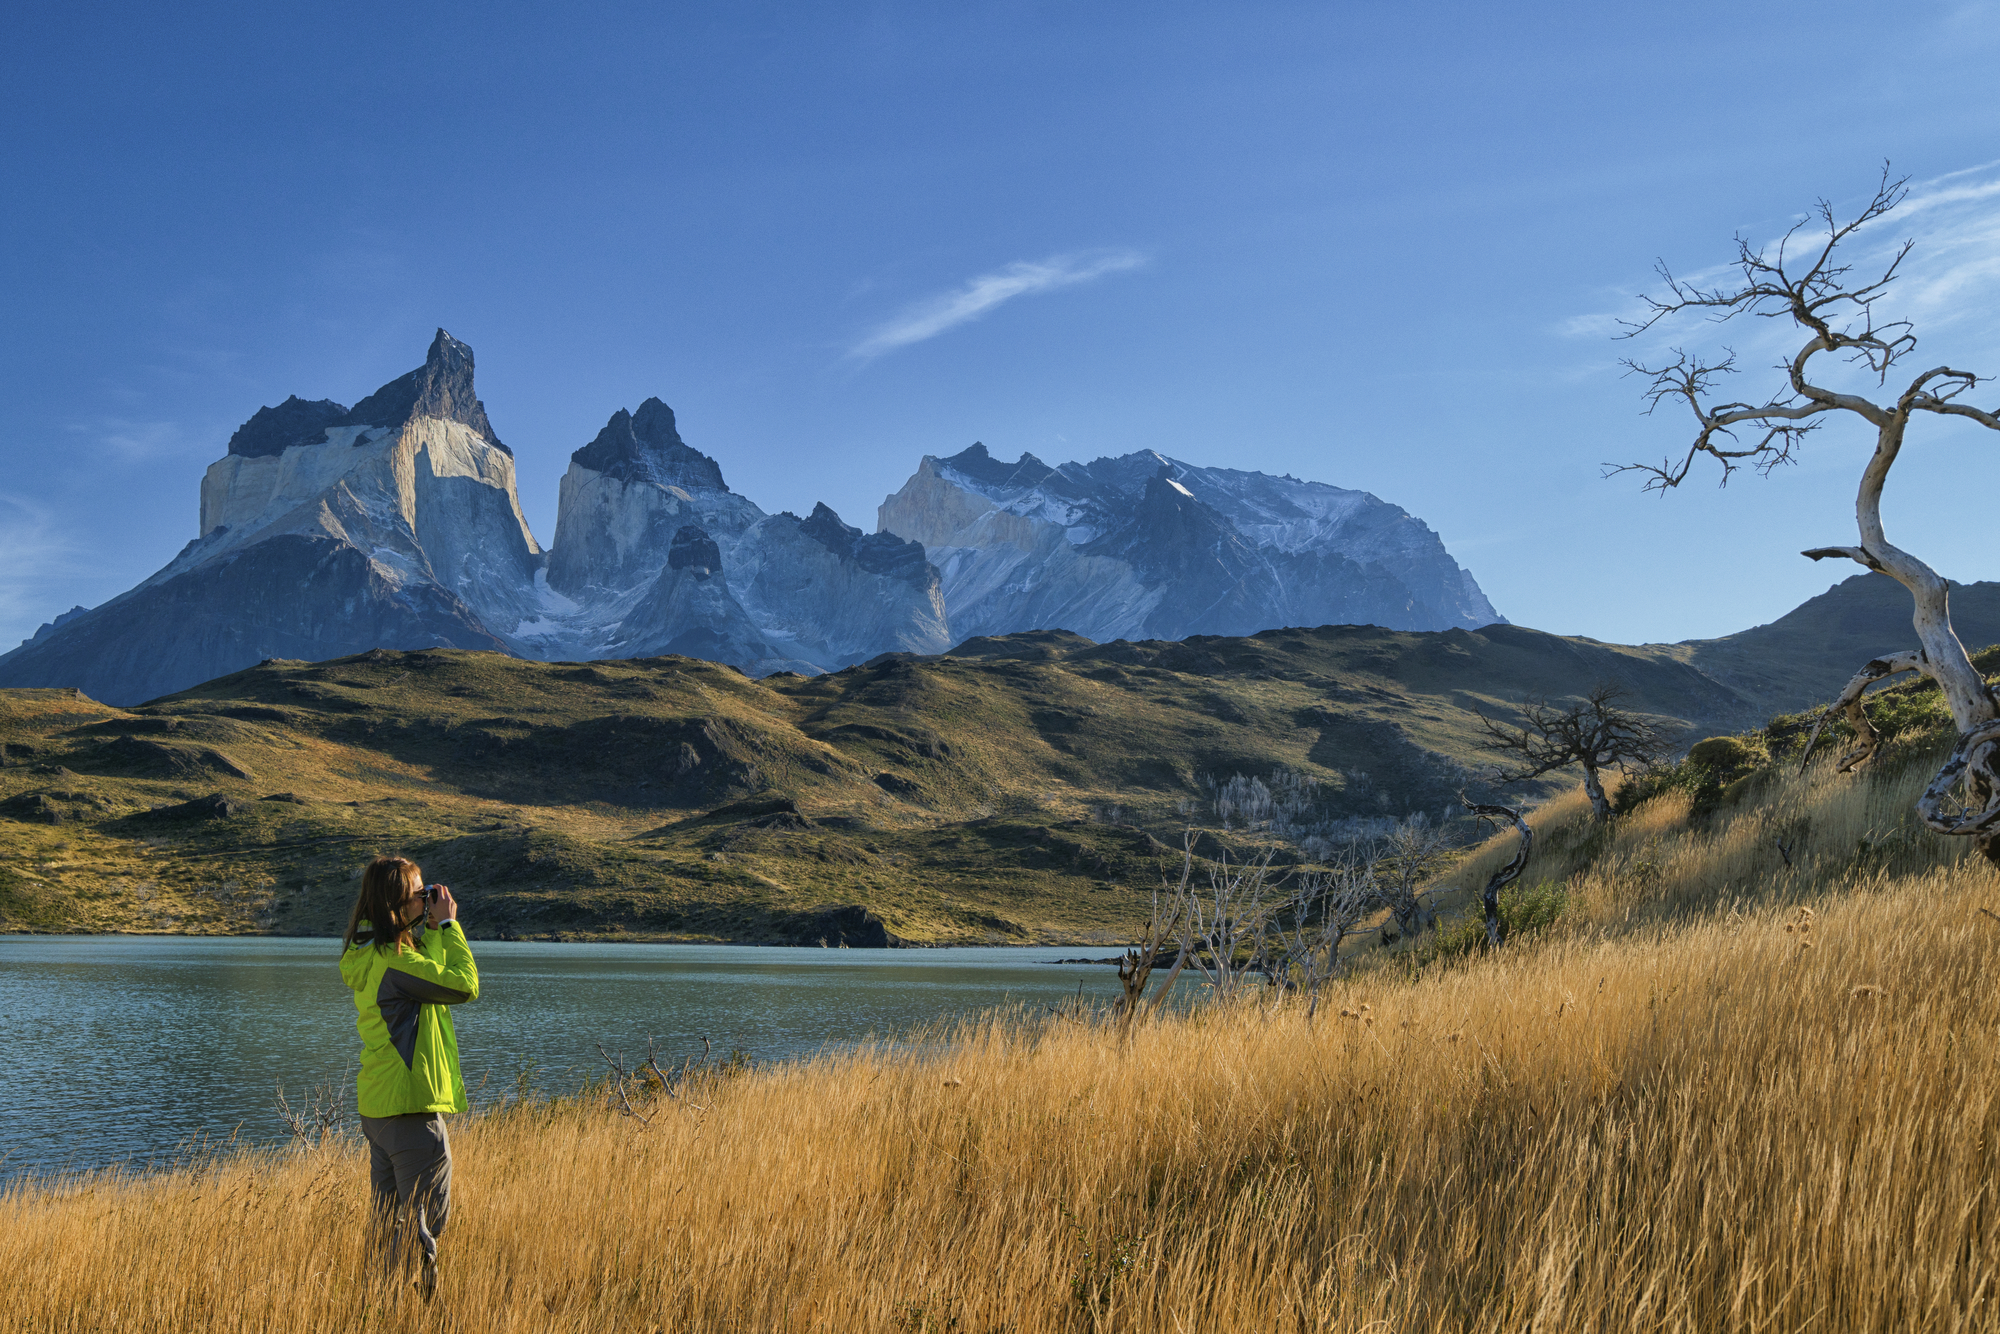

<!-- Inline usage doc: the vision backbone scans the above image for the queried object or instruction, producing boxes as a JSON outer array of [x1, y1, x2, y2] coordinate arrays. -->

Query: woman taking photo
[[339, 855, 479, 1301]]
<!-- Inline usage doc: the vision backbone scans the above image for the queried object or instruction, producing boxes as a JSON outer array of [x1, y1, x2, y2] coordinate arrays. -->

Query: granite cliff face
[[0, 339, 1502, 705], [0, 335, 956, 702], [542, 398, 760, 602], [727, 505, 951, 666], [189, 328, 543, 646], [0, 331, 529, 703], [525, 399, 947, 674], [877, 444, 1500, 643]]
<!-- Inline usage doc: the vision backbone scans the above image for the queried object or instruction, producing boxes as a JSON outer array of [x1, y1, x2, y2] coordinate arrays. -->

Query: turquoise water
[[0, 935, 1127, 1179]]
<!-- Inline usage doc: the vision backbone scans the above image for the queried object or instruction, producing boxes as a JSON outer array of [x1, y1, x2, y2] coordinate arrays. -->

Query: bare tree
[[1459, 793, 1533, 949], [1272, 855, 1376, 1020], [275, 1072, 352, 1146], [1371, 814, 1456, 942], [1117, 832, 1220, 1021], [1612, 167, 2000, 861], [1478, 684, 1672, 821], [1183, 846, 1282, 1000], [1115, 872, 1192, 1031], [598, 1036, 723, 1122]]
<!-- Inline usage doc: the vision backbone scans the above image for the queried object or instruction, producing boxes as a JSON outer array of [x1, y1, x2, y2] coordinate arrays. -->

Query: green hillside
[[0, 620, 1745, 943]]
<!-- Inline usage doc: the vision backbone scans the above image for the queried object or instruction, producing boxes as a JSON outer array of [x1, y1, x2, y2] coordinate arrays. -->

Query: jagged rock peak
[[798, 501, 862, 556], [793, 503, 931, 584], [223, 329, 509, 459], [935, 441, 1182, 501], [667, 525, 722, 576], [23, 605, 90, 648], [940, 441, 1060, 490], [571, 396, 728, 491], [345, 329, 507, 453], [226, 396, 351, 459]]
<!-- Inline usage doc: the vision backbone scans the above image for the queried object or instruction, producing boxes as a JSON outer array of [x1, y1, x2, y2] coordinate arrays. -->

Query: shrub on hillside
[[1614, 733, 1770, 820], [1414, 879, 1567, 968]]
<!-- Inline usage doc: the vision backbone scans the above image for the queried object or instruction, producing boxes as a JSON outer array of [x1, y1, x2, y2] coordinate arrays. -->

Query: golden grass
[[7, 854, 2000, 1332], [1437, 735, 1978, 936], [11, 745, 2000, 1331]]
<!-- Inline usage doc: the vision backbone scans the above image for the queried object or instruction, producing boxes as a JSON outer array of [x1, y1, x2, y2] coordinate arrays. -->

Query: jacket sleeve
[[386, 921, 480, 1003]]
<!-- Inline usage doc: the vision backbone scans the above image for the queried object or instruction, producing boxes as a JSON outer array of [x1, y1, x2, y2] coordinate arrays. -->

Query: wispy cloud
[[64, 417, 201, 463], [0, 492, 89, 648], [850, 250, 1147, 361], [1556, 311, 1624, 341], [1564, 162, 2000, 371]]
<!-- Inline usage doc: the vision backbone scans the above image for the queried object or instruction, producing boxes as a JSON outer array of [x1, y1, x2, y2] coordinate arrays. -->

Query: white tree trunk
[[1580, 762, 1610, 822], [1806, 416, 2000, 853]]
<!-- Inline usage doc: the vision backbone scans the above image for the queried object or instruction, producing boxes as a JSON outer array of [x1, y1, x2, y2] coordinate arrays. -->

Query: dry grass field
[[8, 725, 2000, 1332]]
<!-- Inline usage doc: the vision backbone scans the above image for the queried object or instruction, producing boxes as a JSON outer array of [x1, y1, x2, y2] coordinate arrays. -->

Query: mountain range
[[0, 331, 1499, 706]]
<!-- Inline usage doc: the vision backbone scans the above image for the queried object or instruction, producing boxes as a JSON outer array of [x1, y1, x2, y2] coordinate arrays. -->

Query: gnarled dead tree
[[1115, 866, 1194, 1031], [1612, 168, 2000, 862], [1271, 855, 1376, 1020], [1459, 792, 1533, 949], [1478, 684, 1673, 821], [1184, 845, 1282, 1001]]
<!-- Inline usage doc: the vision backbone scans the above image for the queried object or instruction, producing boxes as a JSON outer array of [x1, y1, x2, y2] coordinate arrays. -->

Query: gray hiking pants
[[360, 1112, 452, 1279]]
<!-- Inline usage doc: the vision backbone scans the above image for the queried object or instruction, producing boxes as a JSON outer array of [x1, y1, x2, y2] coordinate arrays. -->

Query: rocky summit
[[877, 444, 1500, 644], [0, 334, 1502, 705]]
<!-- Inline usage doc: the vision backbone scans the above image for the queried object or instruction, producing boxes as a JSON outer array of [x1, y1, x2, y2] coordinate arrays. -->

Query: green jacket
[[340, 920, 480, 1118]]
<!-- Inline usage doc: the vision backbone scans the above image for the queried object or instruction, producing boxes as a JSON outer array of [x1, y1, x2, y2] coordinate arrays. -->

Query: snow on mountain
[[877, 443, 1501, 644]]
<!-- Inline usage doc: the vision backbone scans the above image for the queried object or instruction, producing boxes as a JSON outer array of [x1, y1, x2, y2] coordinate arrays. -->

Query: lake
[[0, 934, 1131, 1180]]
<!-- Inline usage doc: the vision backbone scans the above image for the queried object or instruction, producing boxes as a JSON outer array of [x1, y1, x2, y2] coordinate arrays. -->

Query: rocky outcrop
[[340, 329, 508, 452], [730, 505, 953, 666], [544, 400, 763, 602], [534, 409, 948, 672], [570, 399, 725, 490], [186, 333, 542, 641], [610, 525, 812, 674], [223, 331, 506, 458], [226, 396, 350, 459], [878, 444, 1501, 643]]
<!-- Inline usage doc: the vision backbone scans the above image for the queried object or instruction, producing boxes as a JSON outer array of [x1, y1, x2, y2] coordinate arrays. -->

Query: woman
[[339, 855, 479, 1300]]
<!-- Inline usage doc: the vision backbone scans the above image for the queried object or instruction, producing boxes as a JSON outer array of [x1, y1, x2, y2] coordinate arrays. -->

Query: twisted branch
[[1796, 651, 1928, 774], [1609, 167, 2000, 861], [1460, 793, 1532, 949], [1918, 723, 2000, 835]]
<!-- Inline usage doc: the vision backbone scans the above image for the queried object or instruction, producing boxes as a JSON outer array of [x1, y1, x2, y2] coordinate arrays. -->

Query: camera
[[422, 883, 443, 904]]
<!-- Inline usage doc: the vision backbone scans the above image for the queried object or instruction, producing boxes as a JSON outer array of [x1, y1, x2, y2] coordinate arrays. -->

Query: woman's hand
[[427, 885, 459, 927]]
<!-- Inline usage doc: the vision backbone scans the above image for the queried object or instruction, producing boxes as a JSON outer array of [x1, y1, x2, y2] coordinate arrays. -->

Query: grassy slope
[[0, 620, 1739, 942], [6, 712, 1999, 1330], [1423, 644, 2000, 960]]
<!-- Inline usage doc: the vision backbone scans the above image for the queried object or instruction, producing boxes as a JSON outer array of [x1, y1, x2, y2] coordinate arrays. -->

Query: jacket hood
[[340, 939, 372, 992], [340, 922, 403, 992]]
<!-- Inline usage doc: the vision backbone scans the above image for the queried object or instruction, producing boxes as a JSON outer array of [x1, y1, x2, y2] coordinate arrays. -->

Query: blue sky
[[7, 1, 2000, 653]]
